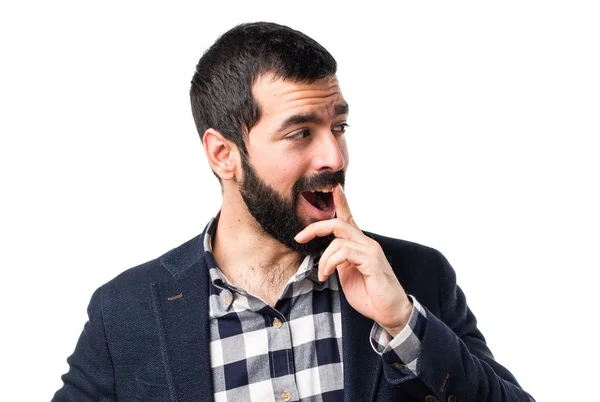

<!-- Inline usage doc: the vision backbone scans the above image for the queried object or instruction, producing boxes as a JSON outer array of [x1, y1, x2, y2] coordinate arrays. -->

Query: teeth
[[313, 187, 334, 193]]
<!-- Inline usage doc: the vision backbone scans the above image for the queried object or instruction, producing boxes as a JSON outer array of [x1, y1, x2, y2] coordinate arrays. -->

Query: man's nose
[[313, 130, 346, 172]]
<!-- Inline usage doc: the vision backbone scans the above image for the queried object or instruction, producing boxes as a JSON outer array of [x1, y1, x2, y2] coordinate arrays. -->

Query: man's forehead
[[252, 73, 345, 115]]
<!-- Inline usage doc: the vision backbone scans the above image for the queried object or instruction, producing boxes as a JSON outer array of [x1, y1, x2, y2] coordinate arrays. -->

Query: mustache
[[293, 170, 345, 195]]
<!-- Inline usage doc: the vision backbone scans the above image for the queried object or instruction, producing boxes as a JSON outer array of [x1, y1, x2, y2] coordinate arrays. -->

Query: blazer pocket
[[135, 377, 170, 402]]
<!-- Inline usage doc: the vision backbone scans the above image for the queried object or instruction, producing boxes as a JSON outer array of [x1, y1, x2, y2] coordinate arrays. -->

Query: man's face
[[239, 74, 349, 256]]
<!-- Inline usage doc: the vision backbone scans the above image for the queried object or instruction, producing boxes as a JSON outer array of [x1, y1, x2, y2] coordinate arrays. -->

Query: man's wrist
[[381, 296, 414, 337]]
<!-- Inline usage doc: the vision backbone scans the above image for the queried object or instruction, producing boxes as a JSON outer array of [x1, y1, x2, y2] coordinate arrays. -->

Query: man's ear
[[202, 128, 241, 181]]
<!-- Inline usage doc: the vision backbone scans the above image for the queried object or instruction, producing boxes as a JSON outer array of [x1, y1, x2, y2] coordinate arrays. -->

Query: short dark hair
[[190, 22, 337, 160]]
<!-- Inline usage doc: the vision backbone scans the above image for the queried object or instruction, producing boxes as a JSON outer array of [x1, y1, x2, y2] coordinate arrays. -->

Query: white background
[[1, 1, 598, 401]]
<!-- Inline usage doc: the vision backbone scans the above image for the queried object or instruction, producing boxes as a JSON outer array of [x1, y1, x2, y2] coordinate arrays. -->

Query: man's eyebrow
[[277, 103, 350, 133], [279, 113, 323, 132], [334, 102, 349, 116]]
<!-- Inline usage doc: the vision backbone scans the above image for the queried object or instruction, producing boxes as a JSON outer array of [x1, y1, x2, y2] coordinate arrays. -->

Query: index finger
[[333, 183, 357, 227]]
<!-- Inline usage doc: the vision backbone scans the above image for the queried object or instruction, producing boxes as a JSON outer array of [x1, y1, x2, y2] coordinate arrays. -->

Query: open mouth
[[301, 187, 334, 212]]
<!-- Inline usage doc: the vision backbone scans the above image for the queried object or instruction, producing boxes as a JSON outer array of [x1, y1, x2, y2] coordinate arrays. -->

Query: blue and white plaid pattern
[[370, 295, 428, 376], [204, 217, 345, 402], [204, 216, 427, 400]]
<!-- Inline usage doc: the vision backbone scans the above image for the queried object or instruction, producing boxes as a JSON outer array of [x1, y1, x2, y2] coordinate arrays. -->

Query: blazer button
[[448, 395, 457, 402], [425, 396, 438, 402]]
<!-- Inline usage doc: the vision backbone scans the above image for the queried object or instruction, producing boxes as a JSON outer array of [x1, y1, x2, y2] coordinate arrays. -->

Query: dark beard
[[239, 156, 345, 257]]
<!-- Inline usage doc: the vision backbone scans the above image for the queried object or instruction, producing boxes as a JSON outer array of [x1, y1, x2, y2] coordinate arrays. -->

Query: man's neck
[[212, 205, 304, 306]]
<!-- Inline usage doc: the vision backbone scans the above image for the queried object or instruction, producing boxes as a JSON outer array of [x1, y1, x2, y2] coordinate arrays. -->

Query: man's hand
[[294, 184, 413, 336]]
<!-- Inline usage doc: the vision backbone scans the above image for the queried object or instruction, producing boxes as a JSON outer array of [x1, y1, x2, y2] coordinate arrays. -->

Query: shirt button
[[273, 318, 283, 329], [281, 391, 291, 401], [221, 291, 232, 306]]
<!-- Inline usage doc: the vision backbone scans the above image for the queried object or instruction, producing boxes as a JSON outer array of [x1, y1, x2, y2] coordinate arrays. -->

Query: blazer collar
[[160, 220, 211, 278]]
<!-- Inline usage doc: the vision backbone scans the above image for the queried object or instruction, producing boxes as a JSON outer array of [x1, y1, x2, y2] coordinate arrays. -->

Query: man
[[54, 22, 534, 402]]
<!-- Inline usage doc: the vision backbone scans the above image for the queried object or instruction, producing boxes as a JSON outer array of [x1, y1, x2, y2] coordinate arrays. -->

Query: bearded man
[[54, 22, 535, 402]]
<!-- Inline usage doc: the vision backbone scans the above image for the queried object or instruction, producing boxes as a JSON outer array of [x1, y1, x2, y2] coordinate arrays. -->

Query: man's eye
[[288, 129, 311, 140], [333, 123, 349, 134]]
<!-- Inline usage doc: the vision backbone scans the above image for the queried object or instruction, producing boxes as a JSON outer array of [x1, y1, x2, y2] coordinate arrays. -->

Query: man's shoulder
[[100, 232, 205, 294]]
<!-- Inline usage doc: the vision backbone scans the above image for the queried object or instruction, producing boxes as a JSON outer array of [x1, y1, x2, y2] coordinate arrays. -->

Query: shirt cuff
[[370, 295, 428, 376]]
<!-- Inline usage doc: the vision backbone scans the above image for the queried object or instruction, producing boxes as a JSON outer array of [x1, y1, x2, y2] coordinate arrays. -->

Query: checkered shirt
[[204, 216, 428, 401]]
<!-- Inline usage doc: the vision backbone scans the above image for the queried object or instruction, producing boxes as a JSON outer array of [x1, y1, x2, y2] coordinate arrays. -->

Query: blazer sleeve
[[383, 250, 535, 401], [52, 287, 117, 402]]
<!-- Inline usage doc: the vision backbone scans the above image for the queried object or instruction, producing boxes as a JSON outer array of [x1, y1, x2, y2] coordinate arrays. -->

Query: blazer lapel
[[341, 287, 382, 402], [151, 234, 214, 402]]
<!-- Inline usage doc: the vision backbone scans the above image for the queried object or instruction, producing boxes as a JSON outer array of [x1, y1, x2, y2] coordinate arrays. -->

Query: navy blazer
[[53, 229, 534, 401]]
